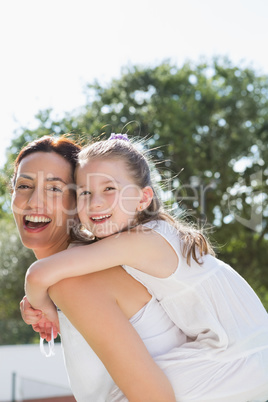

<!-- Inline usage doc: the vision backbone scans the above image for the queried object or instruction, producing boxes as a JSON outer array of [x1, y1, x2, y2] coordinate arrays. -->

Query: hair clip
[[108, 133, 129, 141]]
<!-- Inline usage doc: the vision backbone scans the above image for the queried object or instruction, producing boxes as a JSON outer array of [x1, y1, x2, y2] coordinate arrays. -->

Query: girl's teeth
[[25, 215, 51, 223], [92, 215, 111, 221]]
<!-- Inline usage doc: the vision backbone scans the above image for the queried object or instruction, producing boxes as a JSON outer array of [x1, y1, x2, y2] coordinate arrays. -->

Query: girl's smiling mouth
[[90, 214, 112, 223]]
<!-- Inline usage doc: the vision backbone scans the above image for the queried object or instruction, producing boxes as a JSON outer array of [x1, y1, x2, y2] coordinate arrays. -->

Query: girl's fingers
[[33, 320, 59, 341], [20, 296, 43, 324]]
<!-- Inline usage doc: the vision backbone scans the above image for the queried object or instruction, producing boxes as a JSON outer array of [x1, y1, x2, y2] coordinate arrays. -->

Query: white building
[[0, 344, 74, 402]]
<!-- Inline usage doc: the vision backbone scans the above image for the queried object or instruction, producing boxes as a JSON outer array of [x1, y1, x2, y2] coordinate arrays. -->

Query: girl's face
[[12, 152, 77, 258], [76, 158, 145, 238]]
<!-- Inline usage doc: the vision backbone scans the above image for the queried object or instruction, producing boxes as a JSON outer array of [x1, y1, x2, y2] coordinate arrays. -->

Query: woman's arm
[[25, 228, 177, 310], [49, 273, 176, 402]]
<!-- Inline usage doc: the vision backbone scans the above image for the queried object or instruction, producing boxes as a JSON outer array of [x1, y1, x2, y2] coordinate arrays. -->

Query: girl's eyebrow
[[102, 179, 119, 185], [77, 179, 119, 188]]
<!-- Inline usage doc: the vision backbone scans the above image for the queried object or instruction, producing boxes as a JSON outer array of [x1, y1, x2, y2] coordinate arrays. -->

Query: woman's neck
[[34, 238, 70, 260]]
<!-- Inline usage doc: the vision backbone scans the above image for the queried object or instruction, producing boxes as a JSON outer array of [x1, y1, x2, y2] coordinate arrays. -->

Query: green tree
[[0, 219, 37, 344], [1, 58, 267, 344]]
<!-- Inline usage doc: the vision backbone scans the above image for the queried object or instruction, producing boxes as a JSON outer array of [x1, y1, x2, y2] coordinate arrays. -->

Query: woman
[[14, 135, 180, 401]]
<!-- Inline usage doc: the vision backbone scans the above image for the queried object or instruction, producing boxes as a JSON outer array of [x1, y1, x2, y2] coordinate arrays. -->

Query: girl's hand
[[32, 317, 59, 341], [20, 295, 42, 325], [20, 295, 60, 341], [39, 303, 60, 336]]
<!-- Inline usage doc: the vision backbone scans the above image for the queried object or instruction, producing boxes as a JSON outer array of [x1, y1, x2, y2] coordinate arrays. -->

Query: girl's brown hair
[[78, 136, 215, 264]]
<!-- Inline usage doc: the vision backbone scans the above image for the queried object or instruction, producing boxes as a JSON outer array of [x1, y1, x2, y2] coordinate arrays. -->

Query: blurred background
[[0, 0, 267, 399]]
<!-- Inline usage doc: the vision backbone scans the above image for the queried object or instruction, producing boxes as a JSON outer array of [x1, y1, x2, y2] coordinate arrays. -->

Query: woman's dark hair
[[12, 135, 81, 187]]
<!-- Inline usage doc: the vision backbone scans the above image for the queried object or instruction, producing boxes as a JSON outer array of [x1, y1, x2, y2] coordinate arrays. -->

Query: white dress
[[118, 220, 268, 402]]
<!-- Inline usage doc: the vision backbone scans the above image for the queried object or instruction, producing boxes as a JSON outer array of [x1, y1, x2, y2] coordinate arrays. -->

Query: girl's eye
[[105, 187, 116, 191], [79, 190, 91, 196]]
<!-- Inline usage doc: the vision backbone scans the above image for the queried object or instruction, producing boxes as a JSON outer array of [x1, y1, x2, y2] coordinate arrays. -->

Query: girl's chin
[[90, 221, 130, 239], [93, 227, 117, 239], [94, 231, 112, 239]]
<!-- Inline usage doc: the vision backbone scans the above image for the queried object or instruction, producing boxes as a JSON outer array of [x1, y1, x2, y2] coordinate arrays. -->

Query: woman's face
[[12, 151, 77, 258]]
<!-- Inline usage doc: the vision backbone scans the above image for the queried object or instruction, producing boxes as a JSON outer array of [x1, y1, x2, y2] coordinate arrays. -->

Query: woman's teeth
[[25, 215, 52, 223]]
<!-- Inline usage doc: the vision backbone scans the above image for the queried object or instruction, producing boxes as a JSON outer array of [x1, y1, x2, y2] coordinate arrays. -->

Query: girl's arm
[[48, 273, 176, 402], [25, 228, 177, 310]]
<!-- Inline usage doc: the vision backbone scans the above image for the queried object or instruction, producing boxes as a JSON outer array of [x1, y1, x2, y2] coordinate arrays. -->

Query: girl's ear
[[137, 186, 154, 212]]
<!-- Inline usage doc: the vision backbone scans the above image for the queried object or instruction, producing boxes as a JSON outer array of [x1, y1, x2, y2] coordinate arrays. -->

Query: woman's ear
[[137, 186, 154, 212]]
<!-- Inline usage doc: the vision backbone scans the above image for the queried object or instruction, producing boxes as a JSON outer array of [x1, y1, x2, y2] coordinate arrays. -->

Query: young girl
[[25, 134, 268, 401]]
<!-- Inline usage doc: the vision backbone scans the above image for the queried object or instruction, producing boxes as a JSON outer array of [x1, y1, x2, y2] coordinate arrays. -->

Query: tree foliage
[[0, 58, 267, 344], [0, 219, 37, 344]]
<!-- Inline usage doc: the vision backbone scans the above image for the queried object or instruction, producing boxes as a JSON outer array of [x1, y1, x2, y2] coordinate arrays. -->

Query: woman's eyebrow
[[17, 174, 67, 185], [18, 174, 33, 180], [46, 177, 67, 184]]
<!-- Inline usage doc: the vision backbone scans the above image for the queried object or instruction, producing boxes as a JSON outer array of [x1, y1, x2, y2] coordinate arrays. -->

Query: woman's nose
[[27, 187, 45, 209]]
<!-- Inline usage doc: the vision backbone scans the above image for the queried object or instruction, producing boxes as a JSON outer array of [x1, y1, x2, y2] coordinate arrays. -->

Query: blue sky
[[0, 0, 268, 167]]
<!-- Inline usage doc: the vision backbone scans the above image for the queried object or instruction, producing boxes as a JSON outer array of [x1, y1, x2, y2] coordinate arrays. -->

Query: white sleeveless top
[[123, 220, 268, 357], [58, 294, 186, 401], [118, 220, 268, 401]]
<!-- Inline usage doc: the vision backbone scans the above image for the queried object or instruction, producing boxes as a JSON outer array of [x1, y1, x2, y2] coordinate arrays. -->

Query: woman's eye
[[47, 186, 62, 193], [105, 187, 116, 191], [16, 184, 31, 190]]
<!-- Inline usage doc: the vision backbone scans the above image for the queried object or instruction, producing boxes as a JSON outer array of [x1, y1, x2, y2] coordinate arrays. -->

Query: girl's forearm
[[25, 267, 55, 311], [25, 240, 121, 291], [24, 246, 96, 309], [25, 270, 59, 329], [24, 230, 147, 296]]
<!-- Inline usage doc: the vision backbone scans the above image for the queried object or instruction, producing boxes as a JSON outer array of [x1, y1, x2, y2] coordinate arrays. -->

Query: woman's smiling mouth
[[23, 215, 52, 231]]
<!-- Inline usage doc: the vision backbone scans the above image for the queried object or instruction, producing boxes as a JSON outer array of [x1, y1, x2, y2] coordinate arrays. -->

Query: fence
[[0, 344, 72, 402]]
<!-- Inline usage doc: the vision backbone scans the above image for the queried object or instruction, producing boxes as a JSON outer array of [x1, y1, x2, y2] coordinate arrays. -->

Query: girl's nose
[[89, 193, 104, 210]]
